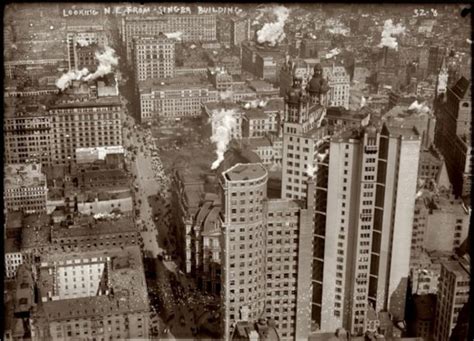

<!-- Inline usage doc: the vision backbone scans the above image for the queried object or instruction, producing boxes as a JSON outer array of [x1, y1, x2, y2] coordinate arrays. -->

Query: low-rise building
[[5, 237, 23, 279], [30, 246, 150, 340], [4, 163, 48, 214]]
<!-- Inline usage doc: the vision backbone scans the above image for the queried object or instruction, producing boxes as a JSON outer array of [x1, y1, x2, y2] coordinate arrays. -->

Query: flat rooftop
[[224, 163, 267, 182], [138, 75, 211, 92], [37, 246, 149, 318], [4, 163, 46, 189], [51, 216, 136, 239], [385, 125, 420, 139], [443, 259, 470, 278]]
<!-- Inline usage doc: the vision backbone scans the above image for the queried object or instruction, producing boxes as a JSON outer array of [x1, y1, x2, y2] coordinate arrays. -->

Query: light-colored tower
[[220, 163, 268, 338], [281, 71, 328, 201], [436, 57, 448, 98], [318, 124, 421, 335]]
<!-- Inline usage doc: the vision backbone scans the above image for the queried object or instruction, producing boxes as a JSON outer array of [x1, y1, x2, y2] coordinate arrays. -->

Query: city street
[[122, 110, 219, 339]]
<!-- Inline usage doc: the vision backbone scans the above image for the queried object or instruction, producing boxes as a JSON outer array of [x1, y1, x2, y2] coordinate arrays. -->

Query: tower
[[306, 64, 330, 106], [281, 75, 327, 200], [436, 57, 448, 98]]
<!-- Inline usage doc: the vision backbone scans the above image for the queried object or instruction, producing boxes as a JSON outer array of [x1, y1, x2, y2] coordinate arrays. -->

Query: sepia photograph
[[2, 2, 472, 341]]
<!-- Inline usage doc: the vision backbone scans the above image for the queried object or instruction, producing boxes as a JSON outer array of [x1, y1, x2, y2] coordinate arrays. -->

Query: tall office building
[[428, 46, 447, 76], [220, 163, 315, 340], [281, 64, 329, 200], [313, 124, 421, 335], [133, 35, 175, 82], [433, 257, 470, 341], [122, 15, 217, 61], [434, 76, 471, 197]]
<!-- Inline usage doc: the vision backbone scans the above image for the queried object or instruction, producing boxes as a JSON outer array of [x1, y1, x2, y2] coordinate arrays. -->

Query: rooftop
[[52, 95, 121, 109], [224, 163, 267, 182], [138, 74, 212, 92], [37, 246, 149, 319], [4, 163, 46, 189], [385, 125, 420, 139], [443, 259, 470, 278], [51, 216, 136, 239]]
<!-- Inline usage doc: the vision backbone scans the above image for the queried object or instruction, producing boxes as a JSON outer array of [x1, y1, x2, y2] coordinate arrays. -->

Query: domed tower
[[307, 63, 330, 106], [284, 75, 310, 124]]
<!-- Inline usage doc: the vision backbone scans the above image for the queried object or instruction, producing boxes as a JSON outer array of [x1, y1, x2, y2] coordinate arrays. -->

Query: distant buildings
[[66, 25, 108, 71], [4, 163, 47, 214], [230, 17, 250, 47], [323, 65, 350, 109], [433, 257, 470, 341], [138, 75, 218, 121], [133, 35, 175, 81], [121, 15, 217, 61], [428, 46, 447, 76], [241, 41, 286, 83]]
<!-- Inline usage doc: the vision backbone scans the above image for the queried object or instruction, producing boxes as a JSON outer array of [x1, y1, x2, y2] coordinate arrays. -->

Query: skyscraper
[[220, 163, 315, 340], [281, 64, 329, 201], [314, 124, 421, 335]]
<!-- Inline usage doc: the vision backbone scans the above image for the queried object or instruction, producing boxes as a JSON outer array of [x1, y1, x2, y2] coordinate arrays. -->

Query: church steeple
[[306, 63, 330, 106]]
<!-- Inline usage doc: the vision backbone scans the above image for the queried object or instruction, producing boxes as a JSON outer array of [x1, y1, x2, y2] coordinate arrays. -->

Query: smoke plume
[[164, 31, 183, 41], [83, 46, 119, 82], [378, 19, 405, 50], [328, 27, 349, 36], [408, 100, 430, 114], [257, 5, 290, 46], [219, 89, 234, 101], [243, 99, 266, 109], [360, 96, 367, 108], [76, 38, 91, 47], [56, 68, 90, 90], [210, 109, 239, 170], [325, 48, 341, 59], [306, 163, 318, 177]]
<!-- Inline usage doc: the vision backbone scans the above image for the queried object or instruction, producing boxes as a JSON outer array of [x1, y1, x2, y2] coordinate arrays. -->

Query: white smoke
[[55, 68, 90, 90], [190, 44, 196, 49], [76, 37, 91, 47], [164, 31, 183, 41], [415, 190, 423, 199], [83, 46, 119, 82], [325, 48, 341, 59], [306, 163, 318, 177], [243, 99, 260, 109], [219, 89, 234, 101], [467, 39, 472, 45], [408, 100, 430, 114], [378, 19, 405, 50], [210, 109, 239, 170], [361, 113, 371, 127], [360, 96, 367, 108], [328, 27, 349, 36], [316, 110, 326, 128], [257, 5, 290, 46]]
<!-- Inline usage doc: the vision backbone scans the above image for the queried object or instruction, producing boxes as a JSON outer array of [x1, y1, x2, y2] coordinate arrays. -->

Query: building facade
[[49, 96, 123, 164], [315, 124, 421, 335], [4, 163, 48, 214], [122, 15, 217, 61], [4, 106, 53, 165], [433, 257, 470, 341], [133, 35, 175, 81], [66, 25, 108, 71], [220, 163, 315, 341], [323, 65, 350, 109]]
